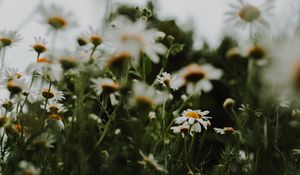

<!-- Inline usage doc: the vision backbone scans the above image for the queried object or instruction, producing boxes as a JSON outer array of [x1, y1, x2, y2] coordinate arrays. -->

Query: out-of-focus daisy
[[91, 77, 120, 105], [41, 100, 67, 114], [91, 78, 120, 95], [224, 0, 273, 38], [41, 85, 65, 101], [174, 63, 222, 95], [30, 37, 48, 55], [17, 160, 40, 175], [4, 124, 27, 137], [99, 51, 131, 70], [0, 98, 13, 112], [30, 132, 56, 150], [138, 151, 165, 172], [174, 109, 212, 130], [0, 67, 22, 84], [46, 113, 64, 131], [170, 121, 189, 137], [131, 81, 166, 108], [82, 27, 103, 47], [26, 54, 63, 82], [0, 30, 22, 48], [39, 4, 76, 32], [264, 36, 300, 95], [156, 72, 181, 90], [105, 16, 166, 66], [214, 127, 236, 135], [6, 78, 29, 95]]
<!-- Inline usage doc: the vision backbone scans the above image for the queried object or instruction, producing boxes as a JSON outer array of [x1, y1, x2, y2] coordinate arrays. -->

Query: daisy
[[91, 77, 120, 105], [46, 113, 64, 131], [264, 36, 300, 95], [30, 37, 48, 54], [105, 16, 166, 66], [174, 109, 212, 130], [170, 121, 190, 137], [39, 4, 76, 32], [26, 54, 63, 82], [17, 160, 40, 175], [0, 67, 22, 84], [131, 81, 166, 107], [40, 85, 65, 101], [4, 123, 27, 137], [6, 78, 29, 95], [224, 0, 274, 38], [30, 132, 56, 150], [41, 100, 67, 114], [156, 72, 181, 90], [0, 30, 22, 48], [0, 98, 13, 112], [138, 151, 165, 172], [214, 127, 236, 135], [82, 27, 103, 47], [174, 63, 222, 95]]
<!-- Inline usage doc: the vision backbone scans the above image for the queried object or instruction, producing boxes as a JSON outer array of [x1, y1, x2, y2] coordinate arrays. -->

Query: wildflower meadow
[[0, 0, 299, 174]]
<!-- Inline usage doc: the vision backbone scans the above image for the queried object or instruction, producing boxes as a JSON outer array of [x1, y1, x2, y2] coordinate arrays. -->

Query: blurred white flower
[[174, 63, 222, 95], [105, 16, 166, 66], [17, 160, 40, 175], [214, 127, 235, 135], [132, 81, 167, 107], [156, 72, 181, 90], [39, 4, 76, 32]]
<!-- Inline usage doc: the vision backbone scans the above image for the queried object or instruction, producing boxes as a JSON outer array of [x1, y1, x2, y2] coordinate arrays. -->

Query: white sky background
[[0, 0, 298, 70]]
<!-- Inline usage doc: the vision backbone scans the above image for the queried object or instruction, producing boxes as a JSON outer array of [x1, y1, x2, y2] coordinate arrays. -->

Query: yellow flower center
[[33, 44, 47, 54], [0, 37, 12, 47], [49, 114, 62, 121], [121, 34, 144, 45], [239, 5, 261, 22], [107, 52, 131, 68], [48, 16, 68, 30], [294, 61, 300, 90], [101, 83, 119, 93], [42, 89, 54, 99], [136, 96, 154, 107], [59, 56, 77, 69], [224, 127, 235, 133], [90, 35, 103, 46], [186, 111, 202, 119], [183, 65, 206, 82], [0, 116, 8, 127], [7, 80, 22, 94], [248, 45, 266, 59], [37, 57, 52, 64], [49, 106, 59, 114]]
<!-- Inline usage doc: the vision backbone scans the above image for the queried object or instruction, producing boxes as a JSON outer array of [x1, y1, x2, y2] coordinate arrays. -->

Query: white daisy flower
[[132, 81, 167, 107], [156, 72, 181, 90], [39, 4, 76, 32], [17, 160, 40, 175], [224, 0, 274, 38], [138, 151, 165, 172], [26, 55, 63, 82], [91, 77, 120, 105], [82, 26, 103, 47], [174, 109, 212, 130], [105, 16, 166, 66], [30, 36, 48, 54], [174, 63, 222, 95], [6, 78, 29, 95], [40, 85, 65, 101], [30, 132, 56, 150], [0, 67, 22, 83], [214, 127, 235, 135], [0, 30, 22, 48], [41, 100, 67, 114]]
